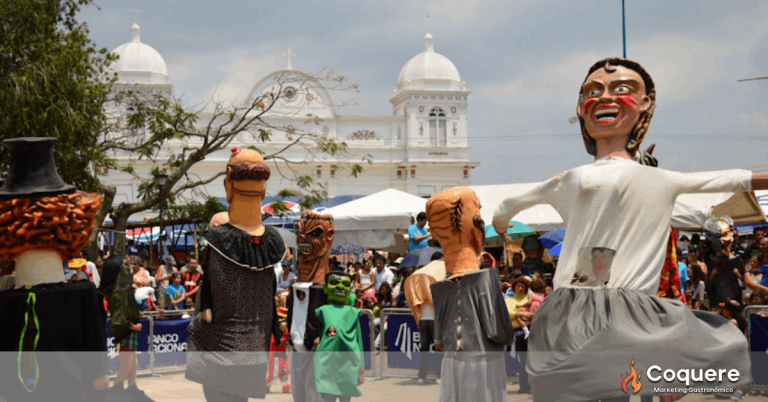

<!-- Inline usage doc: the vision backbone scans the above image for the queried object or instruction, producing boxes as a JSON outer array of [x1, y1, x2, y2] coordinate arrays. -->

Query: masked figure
[[186, 147, 287, 402], [493, 58, 757, 401], [296, 210, 335, 283], [704, 216, 746, 308], [288, 210, 335, 402], [427, 188, 515, 402], [0, 138, 107, 402], [313, 272, 363, 402]]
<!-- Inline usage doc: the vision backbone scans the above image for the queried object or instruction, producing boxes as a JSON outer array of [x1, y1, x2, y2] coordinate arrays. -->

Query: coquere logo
[[620, 359, 642, 394]]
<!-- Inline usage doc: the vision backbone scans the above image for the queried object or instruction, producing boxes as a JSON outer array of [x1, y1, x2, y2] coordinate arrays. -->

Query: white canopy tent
[[469, 183, 767, 233], [322, 188, 427, 248]]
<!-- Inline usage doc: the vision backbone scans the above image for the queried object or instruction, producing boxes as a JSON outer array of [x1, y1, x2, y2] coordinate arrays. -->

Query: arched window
[[429, 108, 446, 147]]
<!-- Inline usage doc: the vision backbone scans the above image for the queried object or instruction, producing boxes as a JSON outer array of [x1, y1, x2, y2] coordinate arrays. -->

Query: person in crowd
[[408, 212, 431, 252], [745, 226, 765, 259], [102, 255, 154, 401], [481, 252, 495, 269], [355, 260, 376, 299], [126, 239, 139, 257], [506, 277, 532, 394], [502, 252, 525, 291], [759, 236, 768, 258], [138, 244, 149, 263], [688, 245, 707, 277], [691, 233, 702, 249], [687, 263, 706, 310], [157, 232, 170, 261], [266, 308, 291, 394], [131, 255, 151, 289], [731, 228, 747, 260], [394, 267, 412, 308], [347, 261, 361, 277], [759, 251, 768, 289], [715, 299, 748, 400], [182, 257, 203, 309], [746, 253, 764, 298], [748, 291, 766, 307], [373, 255, 395, 293], [147, 266, 158, 292], [520, 236, 555, 282], [678, 248, 690, 296], [678, 235, 690, 253], [706, 217, 768, 307], [372, 282, 394, 352], [166, 272, 186, 311], [276, 259, 297, 308], [155, 256, 177, 309], [528, 279, 546, 314], [353, 289, 365, 309], [79, 251, 102, 288]]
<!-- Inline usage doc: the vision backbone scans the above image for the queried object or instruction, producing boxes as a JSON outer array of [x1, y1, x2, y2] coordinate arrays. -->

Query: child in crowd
[[266, 308, 291, 393], [687, 263, 706, 310], [166, 273, 186, 310]]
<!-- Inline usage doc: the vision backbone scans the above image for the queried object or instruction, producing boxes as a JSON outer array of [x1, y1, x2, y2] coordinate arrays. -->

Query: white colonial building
[[103, 22, 479, 220]]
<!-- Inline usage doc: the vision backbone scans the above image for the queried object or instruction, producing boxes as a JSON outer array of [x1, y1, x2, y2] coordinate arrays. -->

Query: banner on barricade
[[152, 318, 191, 367], [360, 313, 372, 370], [385, 314, 440, 370], [750, 313, 768, 385], [105, 318, 150, 372]]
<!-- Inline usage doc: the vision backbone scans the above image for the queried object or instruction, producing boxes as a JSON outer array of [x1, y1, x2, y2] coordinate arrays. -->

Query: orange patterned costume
[[656, 227, 685, 303]]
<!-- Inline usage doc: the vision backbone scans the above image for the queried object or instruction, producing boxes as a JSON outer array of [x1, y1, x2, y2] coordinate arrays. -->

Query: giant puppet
[[313, 271, 364, 402], [427, 187, 515, 402], [0, 138, 107, 401], [186, 147, 287, 401], [492, 58, 767, 401], [288, 210, 335, 402]]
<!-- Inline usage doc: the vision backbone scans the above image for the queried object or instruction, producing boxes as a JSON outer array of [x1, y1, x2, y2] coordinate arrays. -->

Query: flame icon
[[620, 359, 642, 394]]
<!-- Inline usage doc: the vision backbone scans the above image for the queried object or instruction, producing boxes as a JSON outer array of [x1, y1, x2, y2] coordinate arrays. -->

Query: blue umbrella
[[539, 229, 566, 249], [484, 221, 536, 243], [546, 243, 562, 256], [400, 247, 443, 269], [330, 243, 367, 255]]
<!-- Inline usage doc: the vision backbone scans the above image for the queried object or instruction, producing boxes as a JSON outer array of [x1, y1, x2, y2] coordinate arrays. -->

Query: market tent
[[216, 195, 363, 228], [469, 183, 767, 233], [321, 189, 428, 248]]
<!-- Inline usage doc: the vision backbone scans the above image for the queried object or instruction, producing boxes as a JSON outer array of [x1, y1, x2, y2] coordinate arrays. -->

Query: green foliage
[[0, 0, 115, 191], [163, 196, 227, 234]]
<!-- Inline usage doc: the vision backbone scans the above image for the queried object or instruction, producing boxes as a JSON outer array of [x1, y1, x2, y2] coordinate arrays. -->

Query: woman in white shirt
[[355, 261, 376, 299], [492, 58, 768, 402], [275, 260, 296, 308]]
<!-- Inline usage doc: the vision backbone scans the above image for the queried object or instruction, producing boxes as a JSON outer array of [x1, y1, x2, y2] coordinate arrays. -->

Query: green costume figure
[[314, 272, 363, 402]]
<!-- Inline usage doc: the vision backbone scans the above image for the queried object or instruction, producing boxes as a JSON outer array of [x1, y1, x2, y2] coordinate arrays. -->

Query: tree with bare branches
[[95, 69, 371, 256]]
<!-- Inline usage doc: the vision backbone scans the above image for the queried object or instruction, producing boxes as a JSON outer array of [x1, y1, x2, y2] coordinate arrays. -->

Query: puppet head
[[577, 58, 656, 157], [426, 188, 485, 276], [296, 210, 335, 283], [0, 138, 102, 262], [323, 271, 353, 305], [704, 216, 735, 256], [224, 146, 270, 205]]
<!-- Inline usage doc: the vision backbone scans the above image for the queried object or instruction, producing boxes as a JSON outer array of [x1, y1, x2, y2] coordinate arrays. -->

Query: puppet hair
[[226, 161, 271, 181], [578, 57, 657, 157], [0, 192, 102, 261]]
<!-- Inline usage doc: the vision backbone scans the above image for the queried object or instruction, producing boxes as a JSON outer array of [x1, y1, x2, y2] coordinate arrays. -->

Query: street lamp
[[155, 172, 168, 260]]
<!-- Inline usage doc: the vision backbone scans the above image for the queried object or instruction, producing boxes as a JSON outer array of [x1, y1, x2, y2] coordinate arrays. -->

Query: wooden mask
[[296, 210, 335, 283]]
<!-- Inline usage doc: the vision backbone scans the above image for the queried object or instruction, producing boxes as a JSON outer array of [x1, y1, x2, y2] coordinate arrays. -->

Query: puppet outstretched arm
[[492, 173, 565, 236], [753, 172, 768, 191]]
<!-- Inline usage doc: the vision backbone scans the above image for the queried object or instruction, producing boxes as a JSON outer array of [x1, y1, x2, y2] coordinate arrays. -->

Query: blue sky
[[82, 0, 768, 185]]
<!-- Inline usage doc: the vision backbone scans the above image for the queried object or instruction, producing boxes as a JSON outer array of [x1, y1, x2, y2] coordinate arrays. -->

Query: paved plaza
[[127, 372, 768, 402]]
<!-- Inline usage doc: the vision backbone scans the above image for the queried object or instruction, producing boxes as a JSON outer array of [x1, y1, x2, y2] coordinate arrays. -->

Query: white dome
[[110, 23, 168, 84], [397, 33, 463, 91]]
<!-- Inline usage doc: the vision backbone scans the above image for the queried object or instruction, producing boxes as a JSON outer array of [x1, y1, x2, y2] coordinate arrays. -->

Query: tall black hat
[[0, 137, 76, 199]]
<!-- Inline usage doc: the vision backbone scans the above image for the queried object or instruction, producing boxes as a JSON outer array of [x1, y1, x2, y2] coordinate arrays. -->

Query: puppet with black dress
[[427, 188, 515, 402], [287, 210, 334, 402], [0, 138, 107, 402], [186, 147, 287, 401]]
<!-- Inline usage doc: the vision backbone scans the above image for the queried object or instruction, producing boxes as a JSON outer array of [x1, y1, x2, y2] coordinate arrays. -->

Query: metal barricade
[[743, 305, 768, 392], [377, 307, 522, 382], [358, 309, 377, 378], [107, 309, 196, 379]]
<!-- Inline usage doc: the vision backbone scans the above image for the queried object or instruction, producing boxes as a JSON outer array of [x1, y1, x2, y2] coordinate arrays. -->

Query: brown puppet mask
[[426, 188, 485, 279], [296, 210, 335, 283], [576, 58, 656, 157]]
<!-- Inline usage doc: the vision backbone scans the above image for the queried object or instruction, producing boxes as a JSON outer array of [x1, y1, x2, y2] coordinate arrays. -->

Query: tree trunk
[[111, 204, 130, 256], [84, 183, 116, 261]]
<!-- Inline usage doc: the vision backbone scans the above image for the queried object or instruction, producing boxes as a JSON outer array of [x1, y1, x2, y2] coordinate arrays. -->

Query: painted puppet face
[[324, 272, 352, 305], [296, 210, 335, 283], [577, 65, 651, 146]]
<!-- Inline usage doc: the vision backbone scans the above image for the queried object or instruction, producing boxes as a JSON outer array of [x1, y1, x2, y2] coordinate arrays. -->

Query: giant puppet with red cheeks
[[287, 210, 335, 402], [186, 147, 287, 402], [493, 58, 768, 402], [0, 138, 107, 402]]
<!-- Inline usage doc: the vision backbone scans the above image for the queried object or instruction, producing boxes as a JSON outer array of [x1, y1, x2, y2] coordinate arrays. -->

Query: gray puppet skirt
[[527, 287, 750, 402]]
